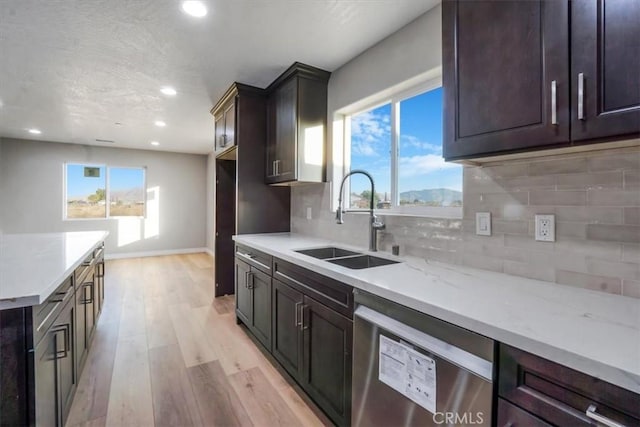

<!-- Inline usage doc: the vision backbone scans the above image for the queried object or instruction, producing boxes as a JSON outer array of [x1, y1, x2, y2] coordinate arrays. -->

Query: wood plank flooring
[[66, 254, 329, 427]]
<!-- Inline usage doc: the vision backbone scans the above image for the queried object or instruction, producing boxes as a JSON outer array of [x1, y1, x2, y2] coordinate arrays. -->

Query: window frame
[[63, 163, 147, 221], [338, 76, 463, 219]]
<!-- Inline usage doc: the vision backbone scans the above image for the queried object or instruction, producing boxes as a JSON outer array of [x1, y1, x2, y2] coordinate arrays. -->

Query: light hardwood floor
[[66, 254, 329, 427]]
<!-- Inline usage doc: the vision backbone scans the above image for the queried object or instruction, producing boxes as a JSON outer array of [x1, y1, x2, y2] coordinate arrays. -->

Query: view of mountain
[[110, 187, 144, 203], [399, 188, 462, 205]]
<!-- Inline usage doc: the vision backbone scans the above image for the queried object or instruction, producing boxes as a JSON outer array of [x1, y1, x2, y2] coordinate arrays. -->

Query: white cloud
[[400, 134, 441, 154], [350, 109, 391, 156], [398, 154, 459, 177]]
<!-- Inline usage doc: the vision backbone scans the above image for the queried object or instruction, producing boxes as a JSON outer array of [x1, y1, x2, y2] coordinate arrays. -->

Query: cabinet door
[[75, 284, 87, 373], [82, 273, 96, 343], [223, 101, 236, 148], [55, 302, 75, 425], [235, 259, 252, 325], [35, 330, 57, 427], [302, 296, 352, 426], [443, 0, 569, 160], [214, 113, 225, 152], [269, 77, 297, 183], [271, 279, 304, 380], [249, 268, 272, 350], [571, 0, 640, 142]]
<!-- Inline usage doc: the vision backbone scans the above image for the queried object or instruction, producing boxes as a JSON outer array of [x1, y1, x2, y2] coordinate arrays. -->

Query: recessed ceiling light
[[28, 128, 42, 135], [151, 141, 160, 146], [181, 1, 207, 17], [160, 86, 177, 96], [154, 120, 166, 127]]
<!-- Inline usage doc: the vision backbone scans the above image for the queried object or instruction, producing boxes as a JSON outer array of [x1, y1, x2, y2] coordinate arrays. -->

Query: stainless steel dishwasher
[[352, 290, 495, 427]]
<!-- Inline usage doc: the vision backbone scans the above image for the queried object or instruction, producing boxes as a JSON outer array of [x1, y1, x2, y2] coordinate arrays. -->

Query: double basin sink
[[295, 246, 400, 270]]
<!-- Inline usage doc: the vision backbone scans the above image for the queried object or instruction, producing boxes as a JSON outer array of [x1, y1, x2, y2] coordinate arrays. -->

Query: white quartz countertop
[[234, 232, 640, 394], [0, 231, 108, 309]]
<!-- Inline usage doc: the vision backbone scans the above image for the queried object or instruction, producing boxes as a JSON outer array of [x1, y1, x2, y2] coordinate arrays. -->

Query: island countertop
[[234, 232, 640, 394], [0, 231, 108, 310]]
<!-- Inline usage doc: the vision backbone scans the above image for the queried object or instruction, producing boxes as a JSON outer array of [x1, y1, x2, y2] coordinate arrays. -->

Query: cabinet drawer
[[33, 276, 74, 347], [235, 244, 272, 275], [273, 257, 353, 319], [498, 344, 640, 426], [497, 398, 550, 427]]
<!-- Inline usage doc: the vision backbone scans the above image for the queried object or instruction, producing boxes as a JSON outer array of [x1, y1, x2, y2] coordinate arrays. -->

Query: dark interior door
[[571, 0, 640, 142], [302, 296, 352, 426], [272, 279, 303, 380], [443, 0, 570, 159], [215, 159, 236, 297]]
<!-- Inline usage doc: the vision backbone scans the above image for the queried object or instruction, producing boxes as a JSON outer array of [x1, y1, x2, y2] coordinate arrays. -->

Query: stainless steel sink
[[295, 246, 361, 260], [327, 255, 400, 270]]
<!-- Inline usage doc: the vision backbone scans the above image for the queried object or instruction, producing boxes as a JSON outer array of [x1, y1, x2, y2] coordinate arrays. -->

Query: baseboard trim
[[105, 247, 209, 260], [204, 247, 214, 257]]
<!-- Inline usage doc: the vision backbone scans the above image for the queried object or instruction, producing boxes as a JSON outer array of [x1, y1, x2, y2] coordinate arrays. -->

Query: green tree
[[360, 190, 381, 205], [88, 188, 106, 203]]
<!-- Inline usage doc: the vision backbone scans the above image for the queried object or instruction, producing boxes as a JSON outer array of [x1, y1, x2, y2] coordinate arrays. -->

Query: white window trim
[[63, 163, 147, 221], [334, 76, 463, 219]]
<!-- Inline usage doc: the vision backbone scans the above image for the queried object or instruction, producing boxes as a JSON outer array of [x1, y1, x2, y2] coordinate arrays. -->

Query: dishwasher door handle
[[355, 306, 493, 381]]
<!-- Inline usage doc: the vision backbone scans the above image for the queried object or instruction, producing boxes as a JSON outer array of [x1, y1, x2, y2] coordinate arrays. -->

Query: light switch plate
[[535, 214, 555, 242], [476, 212, 491, 236], [306, 207, 313, 220]]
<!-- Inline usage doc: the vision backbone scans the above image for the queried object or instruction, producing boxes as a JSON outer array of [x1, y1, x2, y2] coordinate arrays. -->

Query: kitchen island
[[234, 232, 640, 426], [0, 231, 107, 426]]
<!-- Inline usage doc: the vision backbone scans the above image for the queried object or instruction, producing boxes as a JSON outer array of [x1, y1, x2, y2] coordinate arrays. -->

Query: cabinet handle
[[578, 73, 585, 120], [586, 404, 627, 427], [272, 160, 276, 176], [53, 323, 70, 359], [295, 302, 302, 327], [247, 272, 254, 290], [301, 305, 309, 331], [82, 282, 94, 304], [551, 80, 557, 125]]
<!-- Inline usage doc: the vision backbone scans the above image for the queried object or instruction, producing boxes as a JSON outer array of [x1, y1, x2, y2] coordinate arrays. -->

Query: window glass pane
[[66, 164, 106, 219], [349, 103, 392, 209], [109, 168, 145, 217], [398, 87, 462, 208]]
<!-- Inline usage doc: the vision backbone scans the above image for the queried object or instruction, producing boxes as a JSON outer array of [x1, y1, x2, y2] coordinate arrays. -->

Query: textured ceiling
[[0, 0, 438, 154]]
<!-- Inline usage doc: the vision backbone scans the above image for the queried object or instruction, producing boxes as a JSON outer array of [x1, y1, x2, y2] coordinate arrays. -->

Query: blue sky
[[66, 164, 144, 198], [349, 87, 462, 198]]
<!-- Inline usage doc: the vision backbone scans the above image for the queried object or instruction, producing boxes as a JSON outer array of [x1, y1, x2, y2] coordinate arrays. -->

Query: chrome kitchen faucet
[[335, 170, 385, 252]]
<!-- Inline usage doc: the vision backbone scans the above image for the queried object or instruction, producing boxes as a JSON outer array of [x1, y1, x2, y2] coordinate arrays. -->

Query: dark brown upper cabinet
[[265, 63, 330, 185], [212, 97, 236, 156], [571, 0, 640, 143], [443, 0, 639, 161]]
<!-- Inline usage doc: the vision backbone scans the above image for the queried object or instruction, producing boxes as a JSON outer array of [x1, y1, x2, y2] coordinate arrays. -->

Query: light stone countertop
[[234, 232, 640, 394], [0, 231, 108, 310]]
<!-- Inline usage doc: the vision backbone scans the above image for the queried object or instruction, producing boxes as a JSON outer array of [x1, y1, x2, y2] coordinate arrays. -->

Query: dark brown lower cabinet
[[272, 278, 304, 379], [236, 246, 354, 426], [235, 257, 272, 350], [75, 269, 96, 376], [302, 296, 352, 426], [498, 344, 640, 426]]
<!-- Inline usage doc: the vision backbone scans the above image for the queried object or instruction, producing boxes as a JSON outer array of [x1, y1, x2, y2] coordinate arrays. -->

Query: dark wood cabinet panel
[[302, 296, 352, 427], [35, 328, 58, 427], [571, 0, 640, 142], [234, 259, 252, 326], [213, 98, 236, 154], [497, 398, 551, 427], [265, 63, 329, 184], [271, 278, 304, 380], [215, 159, 236, 297], [250, 268, 272, 351], [498, 343, 640, 426], [443, 0, 569, 160]]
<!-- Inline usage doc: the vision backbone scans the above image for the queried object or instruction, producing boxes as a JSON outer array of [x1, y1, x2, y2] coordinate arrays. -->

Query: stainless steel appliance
[[352, 291, 494, 426]]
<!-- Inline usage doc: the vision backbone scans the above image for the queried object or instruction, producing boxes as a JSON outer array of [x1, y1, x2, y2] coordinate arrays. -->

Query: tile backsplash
[[291, 146, 640, 299]]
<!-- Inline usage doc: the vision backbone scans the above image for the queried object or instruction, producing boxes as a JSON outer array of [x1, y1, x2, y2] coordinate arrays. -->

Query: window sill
[[342, 206, 462, 220]]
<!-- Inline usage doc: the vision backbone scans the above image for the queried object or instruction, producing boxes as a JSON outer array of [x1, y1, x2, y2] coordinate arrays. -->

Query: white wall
[[0, 138, 207, 256], [206, 152, 215, 253]]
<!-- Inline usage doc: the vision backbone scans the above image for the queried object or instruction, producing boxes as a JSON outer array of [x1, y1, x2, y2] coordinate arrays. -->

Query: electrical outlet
[[535, 214, 555, 242], [476, 212, 491, 236]]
